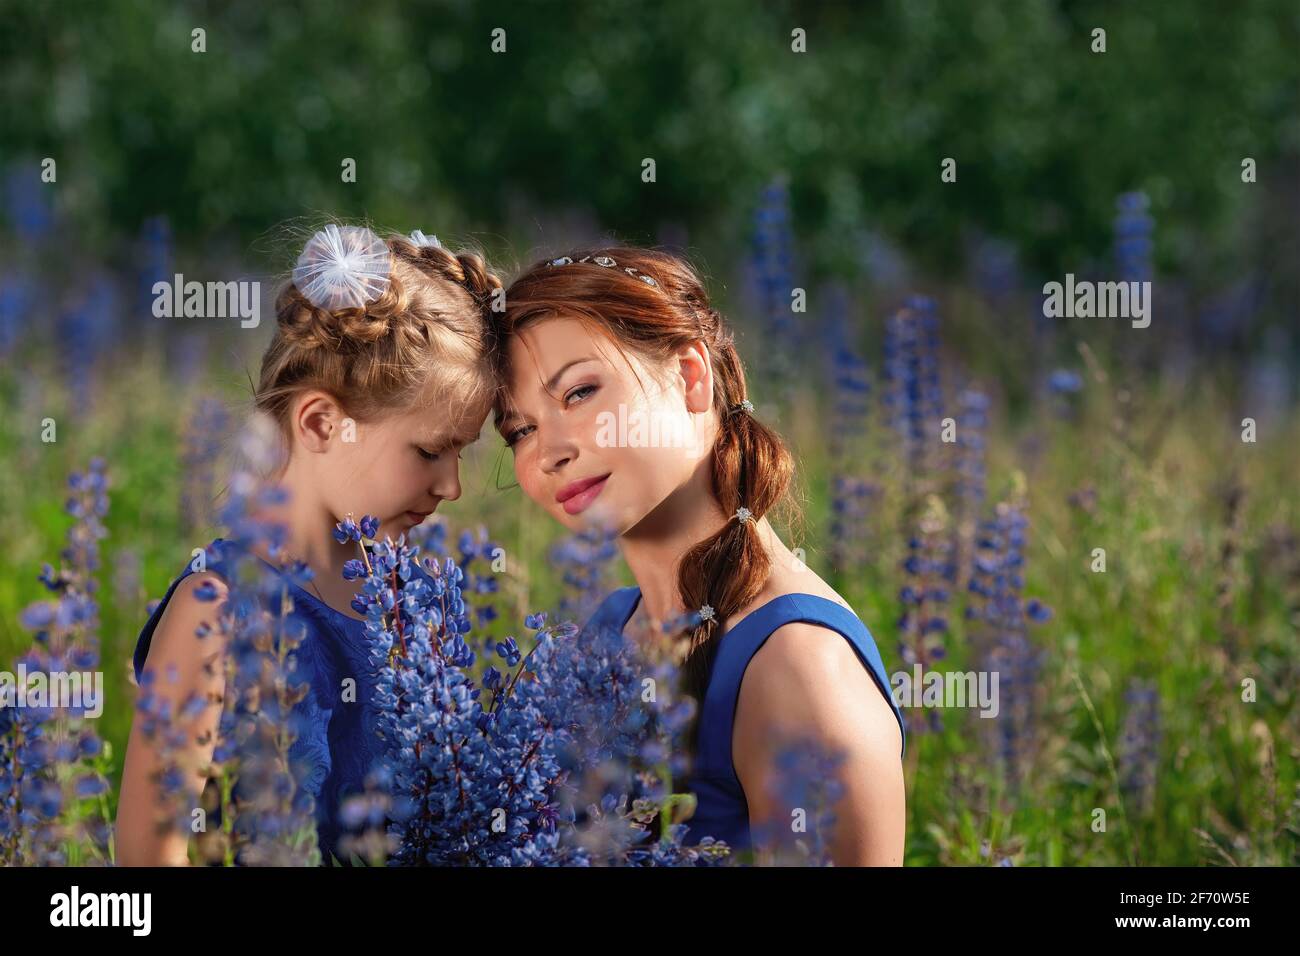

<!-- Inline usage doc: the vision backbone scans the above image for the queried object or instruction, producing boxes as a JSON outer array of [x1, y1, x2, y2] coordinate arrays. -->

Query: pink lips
[[405, 511, 432, 525], [556, 474, 610, 516]]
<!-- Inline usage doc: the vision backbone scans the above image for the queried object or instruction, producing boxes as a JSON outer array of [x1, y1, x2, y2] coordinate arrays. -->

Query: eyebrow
[[494, 356, 598, 432], [418, 428, 482, 449], [544, 356, 598, 393]]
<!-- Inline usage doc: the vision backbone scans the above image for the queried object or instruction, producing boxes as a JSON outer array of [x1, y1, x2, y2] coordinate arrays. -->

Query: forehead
[[506, 316, 603, 372], [388, 395, 490, 445], [496, 316, 619, 416]]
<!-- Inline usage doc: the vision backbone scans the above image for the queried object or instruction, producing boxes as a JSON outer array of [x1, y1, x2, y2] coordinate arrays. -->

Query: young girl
[[116, 225, 502, 865], [493, 247, 906, 865]]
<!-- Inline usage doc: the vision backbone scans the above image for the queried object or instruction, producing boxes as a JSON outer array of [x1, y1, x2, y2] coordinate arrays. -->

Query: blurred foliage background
[[3, 0, 1297, 283]]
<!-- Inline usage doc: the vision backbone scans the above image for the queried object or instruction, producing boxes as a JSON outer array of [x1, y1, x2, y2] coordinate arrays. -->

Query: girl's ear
[[678, 339, 714, 414], [294, 390, 344, 453]]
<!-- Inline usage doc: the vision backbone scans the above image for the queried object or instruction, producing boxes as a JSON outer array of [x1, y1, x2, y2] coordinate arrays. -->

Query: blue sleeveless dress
[[586, 586, 906, 853], [132, 538, 384, 866]]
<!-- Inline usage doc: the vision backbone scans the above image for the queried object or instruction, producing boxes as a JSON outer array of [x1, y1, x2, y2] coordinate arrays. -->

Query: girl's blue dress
[[586, 586, 906, 854], [132, 538, 382, 866]]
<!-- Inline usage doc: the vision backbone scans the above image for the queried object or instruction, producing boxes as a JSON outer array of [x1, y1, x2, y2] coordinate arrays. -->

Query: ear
[[677, 339, 714, 414], [292, 390, 345, 453]]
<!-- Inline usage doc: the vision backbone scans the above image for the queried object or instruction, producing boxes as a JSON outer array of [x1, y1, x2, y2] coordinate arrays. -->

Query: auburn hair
[[496, 247, 798, 714], [256, 231, 502, 446]]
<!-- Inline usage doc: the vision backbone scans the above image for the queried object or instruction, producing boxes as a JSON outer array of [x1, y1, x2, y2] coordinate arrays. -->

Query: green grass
[[1, 327, 1296, 866]]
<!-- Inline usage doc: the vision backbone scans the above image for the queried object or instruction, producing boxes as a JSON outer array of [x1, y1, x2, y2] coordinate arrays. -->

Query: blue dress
[[132, 538, 382, 866], [586, 586, 906, 853]]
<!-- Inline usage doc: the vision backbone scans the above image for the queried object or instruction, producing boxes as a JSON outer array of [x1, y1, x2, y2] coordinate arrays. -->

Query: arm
[[115, 572, 228, 866], [732, 622, 906, 866]]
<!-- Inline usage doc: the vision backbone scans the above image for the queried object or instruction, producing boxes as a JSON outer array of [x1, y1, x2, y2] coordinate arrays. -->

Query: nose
[[432, 458, 462, 502], [535, 409, 579, 475], [539, 440, 575, 475]]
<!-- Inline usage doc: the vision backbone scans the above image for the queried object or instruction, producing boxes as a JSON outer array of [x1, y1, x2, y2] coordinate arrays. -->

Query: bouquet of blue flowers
[[342, 522, 729, 866]]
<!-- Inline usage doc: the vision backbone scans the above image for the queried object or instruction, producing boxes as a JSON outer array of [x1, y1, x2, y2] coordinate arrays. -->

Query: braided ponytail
[[676, 338, 794, 707]]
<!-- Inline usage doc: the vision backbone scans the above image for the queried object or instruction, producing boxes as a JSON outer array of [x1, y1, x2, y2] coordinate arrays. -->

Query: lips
[[556, 473, 610, 516], [405, 511, 432, 524]]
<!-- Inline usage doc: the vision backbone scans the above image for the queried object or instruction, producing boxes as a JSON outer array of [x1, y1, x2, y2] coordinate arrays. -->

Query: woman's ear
[[678, 339, 714, 414], [293, 390, 344, 453]]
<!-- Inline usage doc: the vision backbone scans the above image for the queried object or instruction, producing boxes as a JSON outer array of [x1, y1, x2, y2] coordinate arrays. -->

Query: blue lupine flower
[[4, 161, 55, 241], [897, 495, 955, 734], [1118, 678, 1161, 815], [495, 636, 521, 666], [966, 496, 1052, 786], [952, 388, 990, 587], [333, 516, 360, 543], [750, 177, 800, 386], [749, 738, 847, 865], [358, 532, 727, 866], [969, 234, 1020, 304], [0, 271, 33, 357], [1, 460, 114, 864], [548, 526, 619, 624], [1114, 191, 1153, 285], [58, 273, 120, 416], [138, 215, 173, 318], [1047, 369, 1083, 394], [882, 295, 944, 491], [129, 425, 335, 865], [823, 282, 882, 578]]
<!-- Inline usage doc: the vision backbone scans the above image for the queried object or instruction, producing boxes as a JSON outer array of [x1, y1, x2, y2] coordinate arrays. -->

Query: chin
[[588, 500, 649, 537]]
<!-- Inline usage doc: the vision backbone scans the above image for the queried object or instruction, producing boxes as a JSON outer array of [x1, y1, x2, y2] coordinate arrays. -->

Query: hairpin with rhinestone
[[734, 507, 754, 525], [729, 399, 754, 416], [547, 253, 658, 288], [660, 602, 717, 634]]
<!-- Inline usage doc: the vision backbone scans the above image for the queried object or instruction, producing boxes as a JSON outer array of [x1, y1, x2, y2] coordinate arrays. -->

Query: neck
[[616, 457, 785, 628], [248, 458, 356, 594]]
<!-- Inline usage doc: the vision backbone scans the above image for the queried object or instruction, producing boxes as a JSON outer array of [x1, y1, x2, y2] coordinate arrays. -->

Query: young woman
[[493, 247, 906, 865], [116, 226, 502, 865]]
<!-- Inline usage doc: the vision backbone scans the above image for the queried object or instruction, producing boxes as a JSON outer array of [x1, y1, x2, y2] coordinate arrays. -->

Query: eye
[[565, 383, 597, 405], [418, 445, 466, 461], [504, 424, 534, 448]]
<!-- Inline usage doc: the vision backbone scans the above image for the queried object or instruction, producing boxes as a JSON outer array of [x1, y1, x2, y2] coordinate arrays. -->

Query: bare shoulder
[[737, 620, 902, 754], [140, 571, 230, 684], [745, 621, 874, 705]]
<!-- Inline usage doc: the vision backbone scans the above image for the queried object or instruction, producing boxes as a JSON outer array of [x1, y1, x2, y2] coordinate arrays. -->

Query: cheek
[[514, 448, 546, 505], [348, 440, 418, 494]]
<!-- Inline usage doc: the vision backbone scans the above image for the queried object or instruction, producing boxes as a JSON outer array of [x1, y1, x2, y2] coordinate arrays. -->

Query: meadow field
[[1, 0, 1296, 868]]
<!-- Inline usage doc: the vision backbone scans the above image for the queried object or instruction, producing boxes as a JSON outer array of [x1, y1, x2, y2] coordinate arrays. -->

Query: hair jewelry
[[293, 224, 392, 311], [547, 253, 659, 288]]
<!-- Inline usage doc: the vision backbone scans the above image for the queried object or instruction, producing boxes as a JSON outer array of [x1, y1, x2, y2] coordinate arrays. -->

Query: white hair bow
[[292, 224, 392, 311]]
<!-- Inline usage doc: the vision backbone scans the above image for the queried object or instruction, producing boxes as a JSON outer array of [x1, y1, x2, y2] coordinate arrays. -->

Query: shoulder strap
[[698, 593, 906, 779], [132, 539, 233, 684]]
